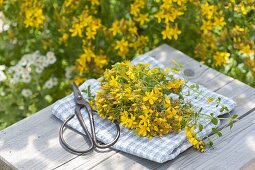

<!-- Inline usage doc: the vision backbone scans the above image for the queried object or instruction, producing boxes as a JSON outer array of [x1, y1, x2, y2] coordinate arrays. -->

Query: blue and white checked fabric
[[52, 55, 236, 163]]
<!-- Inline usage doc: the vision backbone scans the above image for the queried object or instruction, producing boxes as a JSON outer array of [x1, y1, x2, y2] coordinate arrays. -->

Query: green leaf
[[232, 114, 238, 119], [229, 121, 233, 130], [217, 131, 222, 137], [212, 127, 218, 134], [212, 128, 222, 137], [208, 140, 214, 148], [220, 107, 224, 112], [211, 117, 218, 125], [199, 124, 203, 131]]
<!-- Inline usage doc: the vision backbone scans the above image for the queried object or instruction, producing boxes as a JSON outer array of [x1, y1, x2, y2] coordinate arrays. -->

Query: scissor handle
[[59, 114, 94, 155], [84, 103, 121, 149]]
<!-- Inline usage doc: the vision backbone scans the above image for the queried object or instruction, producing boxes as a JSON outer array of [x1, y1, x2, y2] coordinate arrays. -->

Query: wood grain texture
[[0, 44, 254, 170], [0, 106, 105, 169]]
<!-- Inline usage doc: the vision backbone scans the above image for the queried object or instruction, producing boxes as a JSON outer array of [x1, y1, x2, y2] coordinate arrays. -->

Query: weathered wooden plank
[[0, 106, 103, 170], [148, 44, 233, 91], [157, 109, 255, 170]]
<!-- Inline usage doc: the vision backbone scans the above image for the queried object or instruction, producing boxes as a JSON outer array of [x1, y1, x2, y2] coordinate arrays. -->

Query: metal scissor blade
[[72, 82, 86, 104]]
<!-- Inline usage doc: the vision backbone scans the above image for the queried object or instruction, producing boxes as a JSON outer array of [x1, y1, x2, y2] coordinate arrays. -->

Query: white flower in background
[[35, 65, 44, 74], [65, 66, 75, 79], [9, 73, 19, 84], [46, 51, 57, 64], [21, 89, 32, 98], [0, 65, 7, 82], [21, 73, 31, 83], [8, 51, 57, 84], [0, 12, 9, 33], [44, 77, 58, 89]]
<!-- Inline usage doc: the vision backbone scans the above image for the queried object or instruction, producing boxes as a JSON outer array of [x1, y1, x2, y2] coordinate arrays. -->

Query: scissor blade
[[72, 82, 83, 99]]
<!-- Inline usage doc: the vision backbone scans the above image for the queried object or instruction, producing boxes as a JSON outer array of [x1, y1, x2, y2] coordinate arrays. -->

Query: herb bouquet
[[88, 61, 238, 152]]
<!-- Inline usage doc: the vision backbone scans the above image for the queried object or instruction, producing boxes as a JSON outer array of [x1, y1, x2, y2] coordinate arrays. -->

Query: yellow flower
[[155, 11, 164, 23], [70, 23, 83, 37], [109, 76, 119, 87], [64, 0, 76, 7], [172, 25, 182, 40], [141, 105, 153, 114], [121, 111, 137, 129], [143, 91, 158, 105], [172, 0, 183, 6], [167, 79, 184, 89], [94, 54, 108, 69], [130, 4, 140, 16], [86, 28, 97, 39], [135, 13, 149, 25], [161, 0, 172, 10], [73, 76, 85, 86], [201, 2, 215, 19], [109, 21, 121, 36], [213, 17, 226, 28], [137, 114, 151, 136], [137, 123, 150, 136], [165, 108, 176, 119], [213, 52, 230, 66], [164, 10, 184, 23], [161, 25, 172, 40], [128, 26, 138, 35], [23, 7, 45, 28], [0, 0, 4, 7], [161, 25, 181, 40], [185, 126, 205, 152], [91, 0, 100, 6], [164, 96, 171, 108], [59, 33, 69, 44], [115, 38, 129, 56], [200, 20, 213, 34], [239, 43, 253, 56], [76, 47, 97, 74]]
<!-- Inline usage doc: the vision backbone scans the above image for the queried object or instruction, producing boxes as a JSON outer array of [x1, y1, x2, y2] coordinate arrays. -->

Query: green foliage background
[[0, 0, 254, 130]]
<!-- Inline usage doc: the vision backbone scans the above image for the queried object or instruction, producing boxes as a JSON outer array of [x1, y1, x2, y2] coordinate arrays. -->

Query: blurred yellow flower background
[[0, 0, 254, 129]]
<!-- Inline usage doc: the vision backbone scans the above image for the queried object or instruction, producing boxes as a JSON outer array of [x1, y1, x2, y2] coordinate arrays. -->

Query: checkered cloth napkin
[[52, 55, 236, 163]]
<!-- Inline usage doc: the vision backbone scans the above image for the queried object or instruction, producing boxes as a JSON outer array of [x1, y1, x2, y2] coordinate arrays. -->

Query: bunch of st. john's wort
[[88, 62, 213, 151]]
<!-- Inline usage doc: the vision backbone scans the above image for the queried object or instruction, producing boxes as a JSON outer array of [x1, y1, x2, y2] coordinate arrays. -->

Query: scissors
[[59, 82, 120, 155]]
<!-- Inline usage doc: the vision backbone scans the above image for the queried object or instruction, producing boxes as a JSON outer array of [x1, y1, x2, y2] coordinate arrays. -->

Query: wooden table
[[1, 45, 255, 170]]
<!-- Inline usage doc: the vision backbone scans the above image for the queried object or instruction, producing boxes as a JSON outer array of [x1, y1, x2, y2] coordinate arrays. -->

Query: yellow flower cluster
[[213, 52, 230, 67], [109, 19, 149, 57], [69, 9, 101, 39], [155, 0, 187, 40], [195, 0, 254, 73], [21, 0, 45, 28], [0, 0, 4, 7], [130, 0, 149, 26], [200, 2, 226, 33], [185, 126, 205, 152], [92, 61, 189, 138], [75, 46, 108, 79]]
